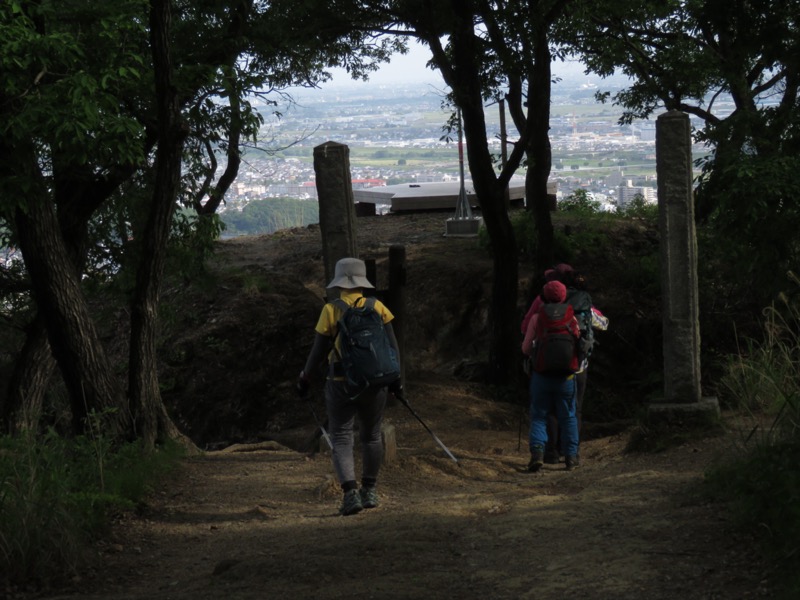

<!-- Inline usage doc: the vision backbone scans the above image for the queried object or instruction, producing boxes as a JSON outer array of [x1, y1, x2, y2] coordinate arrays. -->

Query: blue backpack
[[333, 297, 400, 395]]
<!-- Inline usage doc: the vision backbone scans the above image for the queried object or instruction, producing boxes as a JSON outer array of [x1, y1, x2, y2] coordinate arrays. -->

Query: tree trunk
[[195, 79, 242, 216], [447, 6, 520, 386], [460, 98, 520, 385], [14, 186, 129, 438], [2, 315, 56, 434], [128, 0, 195, 451], [526, 26, 555, 277]]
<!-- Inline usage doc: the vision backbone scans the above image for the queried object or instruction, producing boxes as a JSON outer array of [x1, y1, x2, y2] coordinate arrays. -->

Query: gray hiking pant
[[325, 378, 387, 488]]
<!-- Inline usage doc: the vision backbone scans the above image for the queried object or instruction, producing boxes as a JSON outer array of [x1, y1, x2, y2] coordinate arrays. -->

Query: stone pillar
[[650, 111, 719, 424], [314, 141, 358, 293]]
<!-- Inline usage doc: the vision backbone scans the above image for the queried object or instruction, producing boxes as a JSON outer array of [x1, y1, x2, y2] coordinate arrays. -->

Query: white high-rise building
[[617, 180, 657, 207]]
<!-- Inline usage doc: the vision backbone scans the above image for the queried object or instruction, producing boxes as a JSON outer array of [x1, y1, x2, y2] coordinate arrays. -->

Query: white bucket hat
[[327, 257, 374, 289]]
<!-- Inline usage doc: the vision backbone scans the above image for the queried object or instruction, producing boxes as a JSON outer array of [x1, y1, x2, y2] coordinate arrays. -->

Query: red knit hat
[[543, 280, 567, 303], [555, 263, 574, 275]]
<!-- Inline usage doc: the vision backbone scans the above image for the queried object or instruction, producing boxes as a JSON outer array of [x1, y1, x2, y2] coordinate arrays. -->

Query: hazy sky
[[328, 40, 591, 87], [365, 41, 441, 84]]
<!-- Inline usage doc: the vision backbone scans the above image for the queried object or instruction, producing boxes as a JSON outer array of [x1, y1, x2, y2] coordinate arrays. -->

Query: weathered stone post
[[649, 110, 719, 424], [314, 141, 358, 295], [312, 140, 397, 461]]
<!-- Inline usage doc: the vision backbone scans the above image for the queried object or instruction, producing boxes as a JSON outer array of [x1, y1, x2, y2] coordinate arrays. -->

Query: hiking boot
[[359, 486, 379, 509], [339, 489, 363, 516], [543, 447, 560, 464], [565, 455, 580, 471], [527, 450, 544, 473]]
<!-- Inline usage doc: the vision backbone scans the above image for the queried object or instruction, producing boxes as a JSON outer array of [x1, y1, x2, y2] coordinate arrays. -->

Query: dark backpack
[[533, 303, 579, 375], [567, 288, 595, 359], [333, 297, 400, 395]]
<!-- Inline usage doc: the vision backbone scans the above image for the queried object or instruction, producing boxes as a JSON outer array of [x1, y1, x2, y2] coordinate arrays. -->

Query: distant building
[[617, 180, 657, 207], [351, 178, 386, 189], [268, 182, 315, 198], [638, 122, 657, 142], [605, 169, 626, 188]]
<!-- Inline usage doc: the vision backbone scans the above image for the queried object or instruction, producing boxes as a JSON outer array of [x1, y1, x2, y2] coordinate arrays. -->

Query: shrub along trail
[[39, 377, 770, 600]]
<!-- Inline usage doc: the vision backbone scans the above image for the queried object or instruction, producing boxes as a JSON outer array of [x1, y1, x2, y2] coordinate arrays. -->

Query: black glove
[[388, 379, 404, 401], [296, 371, 310, 398]]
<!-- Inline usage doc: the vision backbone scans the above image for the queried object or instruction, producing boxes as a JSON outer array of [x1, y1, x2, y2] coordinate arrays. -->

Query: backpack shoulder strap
[[333, 296, 369, 315], [332, 297, 350, 313], [331, 298, 352, 342]]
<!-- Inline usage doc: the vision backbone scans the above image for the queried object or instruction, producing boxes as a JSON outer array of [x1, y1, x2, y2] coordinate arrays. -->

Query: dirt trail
[[41, 377, 769, 600], [33, 211, 772, 599]]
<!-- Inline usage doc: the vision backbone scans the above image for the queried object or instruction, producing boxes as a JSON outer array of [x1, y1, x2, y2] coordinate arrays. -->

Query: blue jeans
[[528, 372, 579, 457]]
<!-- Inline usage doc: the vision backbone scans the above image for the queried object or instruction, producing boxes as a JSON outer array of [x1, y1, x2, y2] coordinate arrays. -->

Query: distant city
[[0, 73, 721, 268], [222, 71, 715, 215]]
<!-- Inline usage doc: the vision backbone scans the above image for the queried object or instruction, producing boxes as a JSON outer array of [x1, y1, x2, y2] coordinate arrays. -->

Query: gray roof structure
[[353, 181, 531, 212]]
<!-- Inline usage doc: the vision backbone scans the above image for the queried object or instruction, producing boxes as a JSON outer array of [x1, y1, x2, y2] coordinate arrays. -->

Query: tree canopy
[[0, 0, 401, 443], [569, 0, 800, 301], [2, 0, 800, 442], [221, 198, 320, 235]]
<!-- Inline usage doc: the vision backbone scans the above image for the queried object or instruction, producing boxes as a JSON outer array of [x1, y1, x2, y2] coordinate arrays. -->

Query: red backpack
[[532, 303, 579, 375]]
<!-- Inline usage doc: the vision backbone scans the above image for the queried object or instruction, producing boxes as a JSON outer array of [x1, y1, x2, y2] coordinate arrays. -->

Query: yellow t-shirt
[[314, 290, 395, 365]]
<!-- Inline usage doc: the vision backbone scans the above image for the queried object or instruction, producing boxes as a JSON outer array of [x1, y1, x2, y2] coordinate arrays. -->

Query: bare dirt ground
[[35, 210, 773, 599], [45, 401, 770, 600]]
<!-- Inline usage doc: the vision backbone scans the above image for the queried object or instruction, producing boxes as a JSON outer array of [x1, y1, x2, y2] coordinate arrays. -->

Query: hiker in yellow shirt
[[297, 258, 402, 516]]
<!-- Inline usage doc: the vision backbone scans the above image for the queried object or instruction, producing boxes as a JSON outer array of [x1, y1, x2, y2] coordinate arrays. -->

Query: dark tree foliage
[[0, 0, 399, 443], [222, 199, 320, 235], [569, 0, 800, 303]]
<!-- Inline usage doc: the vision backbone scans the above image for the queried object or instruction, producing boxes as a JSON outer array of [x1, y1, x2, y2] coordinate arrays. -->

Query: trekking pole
[[303, 393, 333, 451], [398, 394, 459, 465]]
